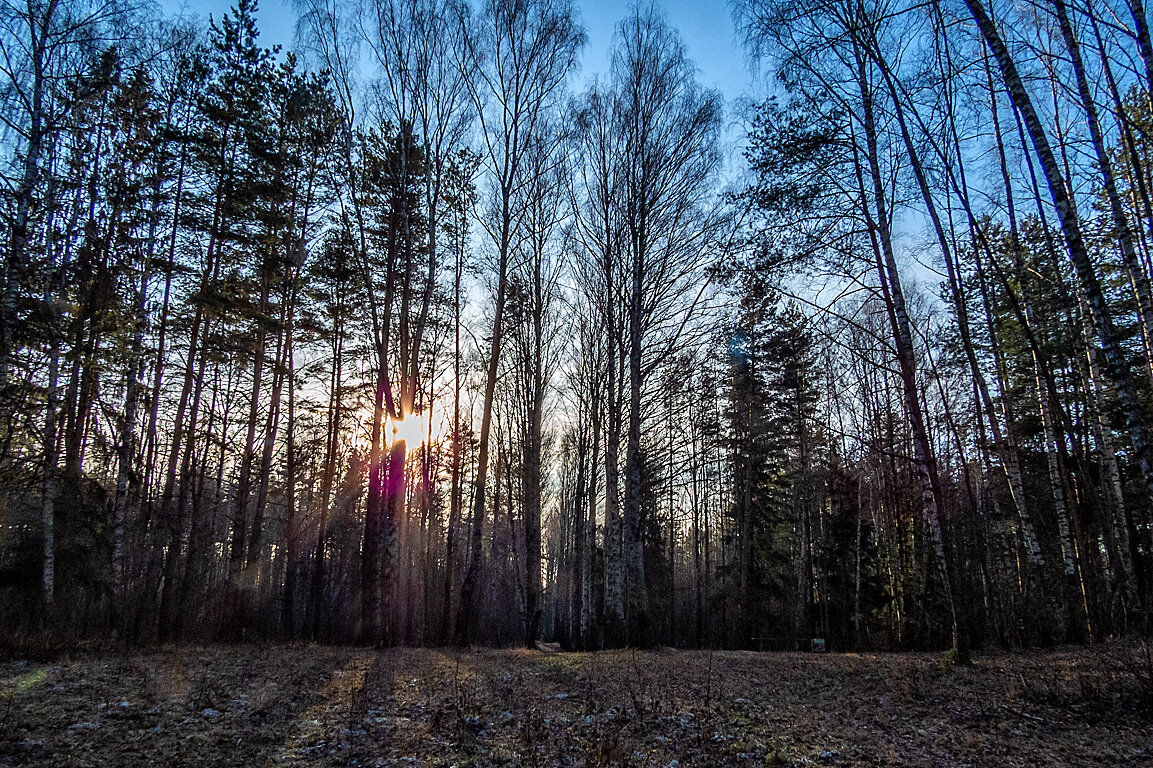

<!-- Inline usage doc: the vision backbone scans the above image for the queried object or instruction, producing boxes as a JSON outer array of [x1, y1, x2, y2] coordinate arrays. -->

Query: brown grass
[[1, 642, 1150, 766]]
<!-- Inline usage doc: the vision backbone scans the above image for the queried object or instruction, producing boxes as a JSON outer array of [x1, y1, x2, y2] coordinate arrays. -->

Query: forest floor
[[1, 641, 1151, 767]]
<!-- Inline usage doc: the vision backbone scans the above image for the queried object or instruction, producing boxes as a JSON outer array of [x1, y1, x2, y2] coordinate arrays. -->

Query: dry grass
[[1, 642, 1150, 767]]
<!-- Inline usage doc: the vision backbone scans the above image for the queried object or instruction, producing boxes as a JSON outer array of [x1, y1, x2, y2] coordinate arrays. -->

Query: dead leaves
[[1, 643, 1150, 767]]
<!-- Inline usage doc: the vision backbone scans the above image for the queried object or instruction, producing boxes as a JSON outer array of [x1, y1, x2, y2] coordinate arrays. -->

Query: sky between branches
[[161, 0, 757, 120]]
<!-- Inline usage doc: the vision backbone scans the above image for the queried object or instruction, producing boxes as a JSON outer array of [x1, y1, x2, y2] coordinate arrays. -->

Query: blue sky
[[580, 0, 751, 97], [160, 0, 757, 102]]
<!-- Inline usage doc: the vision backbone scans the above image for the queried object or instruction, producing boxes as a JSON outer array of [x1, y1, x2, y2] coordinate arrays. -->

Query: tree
[[452, 0, 583, 646], [619, 4, 723, 646]]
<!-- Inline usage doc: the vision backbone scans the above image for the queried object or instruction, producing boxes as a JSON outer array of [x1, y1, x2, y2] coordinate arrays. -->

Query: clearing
[[1, 642, 1150, 767]]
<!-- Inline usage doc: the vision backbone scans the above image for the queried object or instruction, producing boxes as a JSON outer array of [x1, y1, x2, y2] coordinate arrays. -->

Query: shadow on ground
[[2, 643, 1150, 767]]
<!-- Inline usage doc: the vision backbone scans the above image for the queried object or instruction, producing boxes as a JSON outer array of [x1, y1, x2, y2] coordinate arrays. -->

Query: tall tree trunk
[[583, 378, 600, 647], [440, 231, 464, 644], [232, 274, 272, 574], [159, 314, 213, 641], [40, 311, 62, 615], [853, 45, 964, 656], [570, 412, 588, 649], [454, 245, 509, 645], [362, 375, 387, 644], [282, 304, 299, 639], [963, 0, 1153, 518], [177, 357, 226, 639], [524, 387, 544, 648], [111, 242, 151, 630], [247, 295, 290, 573], [623, 239, 648, 646], [603, 325, 625, 646], [310, 314, 344, 640], [380, 437, 406, 645], [1075, 287, 1138, 613]]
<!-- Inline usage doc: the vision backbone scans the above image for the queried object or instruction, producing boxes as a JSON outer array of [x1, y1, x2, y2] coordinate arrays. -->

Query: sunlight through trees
[[1, 0, 1152, 654]]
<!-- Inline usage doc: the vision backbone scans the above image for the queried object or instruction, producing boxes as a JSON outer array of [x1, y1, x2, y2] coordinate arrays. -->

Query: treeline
[[0, 0, 1150, 655]]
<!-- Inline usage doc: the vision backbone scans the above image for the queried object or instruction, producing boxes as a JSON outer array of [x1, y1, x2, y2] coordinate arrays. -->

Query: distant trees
[[3, 0, 1153, 653]]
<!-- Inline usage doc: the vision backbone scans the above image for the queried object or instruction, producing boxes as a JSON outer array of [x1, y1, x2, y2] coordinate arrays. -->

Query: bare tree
[[613, 3, 723, 646], [961, 0, 1153, 523], [452, 0, 583, 646], [505, 123, 568, 647], [569, 80, 627, 645]]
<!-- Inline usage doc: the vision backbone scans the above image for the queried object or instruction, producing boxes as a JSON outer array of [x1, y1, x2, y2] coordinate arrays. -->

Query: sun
[[387, 411, 429, 448], [378, 406, 452, 450]]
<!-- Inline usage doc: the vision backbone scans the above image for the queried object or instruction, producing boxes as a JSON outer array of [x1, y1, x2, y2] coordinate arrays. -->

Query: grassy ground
[[1, 641, 1150, 767]]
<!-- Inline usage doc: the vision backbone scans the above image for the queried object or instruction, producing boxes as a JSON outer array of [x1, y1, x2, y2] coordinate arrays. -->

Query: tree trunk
[[309, 313, 343, 640], [232, 273, 271, 574], [247, 294, 290, 573], [455, 247, 509, 645], [523, 390, 544, 648], [362, 375, 387, 644], [282, 307, 299, 639], [964, 0, 1153, 518], [40, 312, 62, 614], [853, 45, 964, 656], [623, 238, 649, 646], [603, 326, 625, 646]]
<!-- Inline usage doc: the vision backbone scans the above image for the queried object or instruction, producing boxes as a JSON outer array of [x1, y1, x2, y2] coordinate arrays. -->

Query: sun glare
[[387, 412, 428, 448], [374, 406, 452, 451]]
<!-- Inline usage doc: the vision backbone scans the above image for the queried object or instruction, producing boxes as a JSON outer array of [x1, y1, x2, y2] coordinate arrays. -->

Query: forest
[[1, 0, 1152, 661]]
